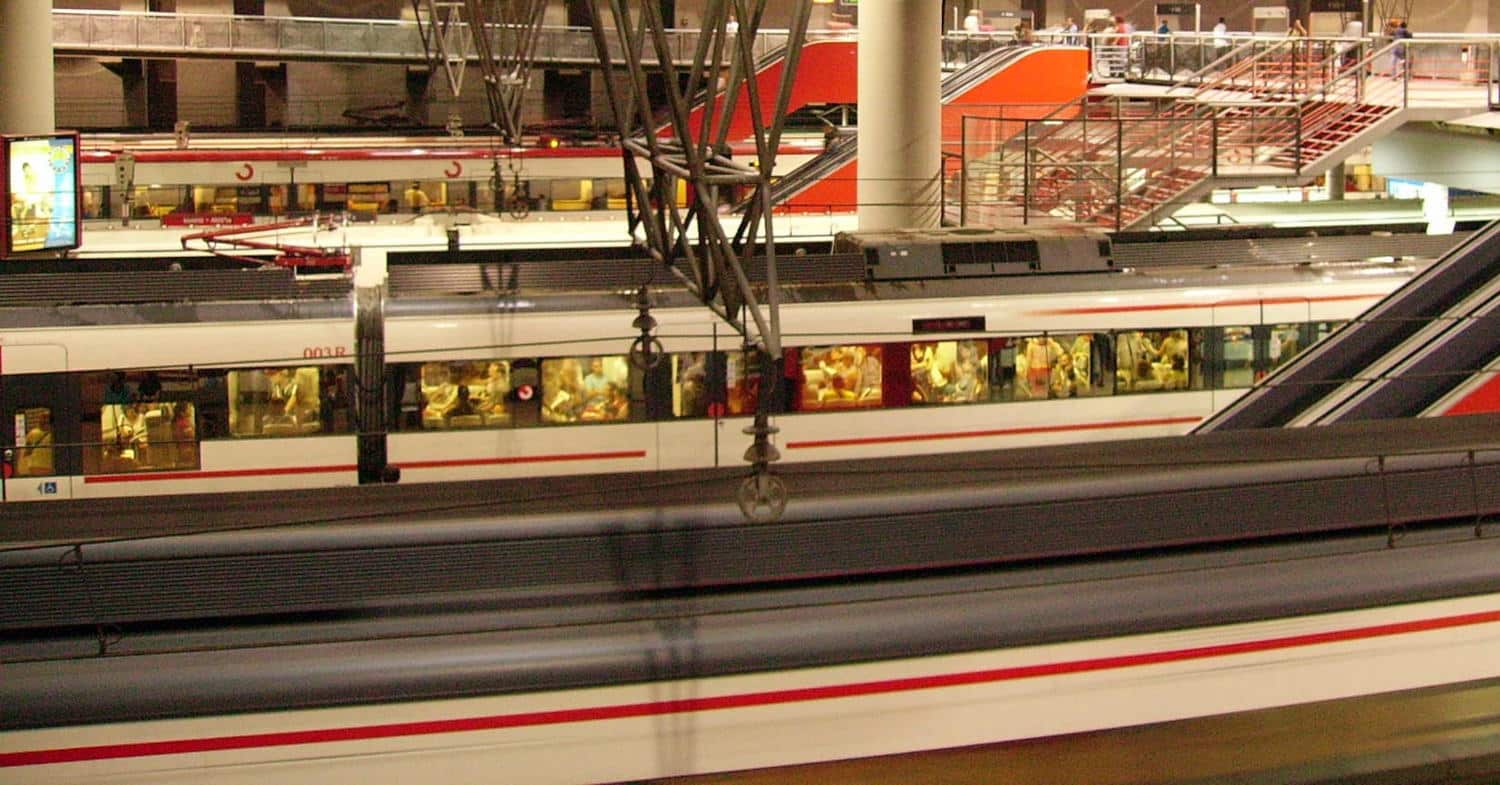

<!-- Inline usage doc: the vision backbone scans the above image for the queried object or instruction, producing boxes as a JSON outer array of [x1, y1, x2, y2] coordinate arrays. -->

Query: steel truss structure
[[585, 0, 812, 520], [410, 0, 548, 143]]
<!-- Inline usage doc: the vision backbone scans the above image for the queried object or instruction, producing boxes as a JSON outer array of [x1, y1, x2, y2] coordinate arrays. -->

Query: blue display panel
[[3, 133, 81, 257]]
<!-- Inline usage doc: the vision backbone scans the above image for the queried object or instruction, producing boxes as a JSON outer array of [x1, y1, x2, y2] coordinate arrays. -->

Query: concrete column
[[857, 1, 942, 230], [0, 0, 56, 135], [1329, 161, 1346, 200]]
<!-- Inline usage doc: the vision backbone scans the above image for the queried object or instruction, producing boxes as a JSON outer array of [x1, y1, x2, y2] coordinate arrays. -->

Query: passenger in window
[[482, 362, 511, 415], [1157, 330, 1190, 389], [816, 349, 861, 403], [136, 371, 163, 402], [856, 347, 882, 402], [1050, 352, 1084, 398], [1068, 335, 1095, 389], [447, 385, 479, 426], [104, 372, 134, 405], [1023, 337, 1062, 399], [948, 341, 981, 401], [1116, 331, 1159, 391], [268, 368, 299, 417], [172, 403, 197, 466], [20, 411, 53, 476], [910, 344, 937, 402], [582, 358, 612, 405], [543, 358, 586, 423], [111, 402, 150, 465], [420, 364, 460, 427]]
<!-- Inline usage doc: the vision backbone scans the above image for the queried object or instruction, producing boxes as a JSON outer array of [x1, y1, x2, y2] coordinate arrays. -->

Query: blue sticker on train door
[[38, 481, 56, 495]]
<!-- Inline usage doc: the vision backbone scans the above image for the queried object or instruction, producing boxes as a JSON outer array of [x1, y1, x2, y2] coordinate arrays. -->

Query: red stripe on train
[[7, 607, 1500, 767], [84, 464, 358, 484], [396, 449, 647, 469], [786, 416, 1201, 449], [1031, 293, 1380, 316]]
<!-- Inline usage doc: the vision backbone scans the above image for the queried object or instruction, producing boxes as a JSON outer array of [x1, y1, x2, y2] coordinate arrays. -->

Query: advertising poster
[[4, 133, 81, 256]]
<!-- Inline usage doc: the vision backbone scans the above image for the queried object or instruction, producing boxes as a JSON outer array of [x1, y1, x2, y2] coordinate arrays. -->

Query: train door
[[1, 345, 76, 502]]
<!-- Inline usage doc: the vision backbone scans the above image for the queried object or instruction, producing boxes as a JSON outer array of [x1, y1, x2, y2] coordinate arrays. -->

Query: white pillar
[[857, 1, 941, 230], [0, 0, 55, 135]]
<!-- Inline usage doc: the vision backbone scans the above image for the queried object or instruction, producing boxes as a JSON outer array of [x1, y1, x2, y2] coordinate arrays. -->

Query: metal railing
[[957, 35, 1500, 230], [51, 9, 803, 66]]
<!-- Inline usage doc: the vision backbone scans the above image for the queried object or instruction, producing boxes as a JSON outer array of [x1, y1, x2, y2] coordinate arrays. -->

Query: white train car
[[78, 134, 826, 219], [0, 242, 1419, 503]]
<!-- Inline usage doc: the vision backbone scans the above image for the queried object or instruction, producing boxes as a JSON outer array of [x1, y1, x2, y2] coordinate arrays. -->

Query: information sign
[[1, 133, 82, 257]]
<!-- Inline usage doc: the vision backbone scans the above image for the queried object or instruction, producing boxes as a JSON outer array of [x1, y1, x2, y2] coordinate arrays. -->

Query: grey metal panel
[[4, 441, 1499, 632], [0, 270, 351, 309], [1111, 230, 1468, 270], [385, 254, 868, 297], [7, 530, 1500, 729]]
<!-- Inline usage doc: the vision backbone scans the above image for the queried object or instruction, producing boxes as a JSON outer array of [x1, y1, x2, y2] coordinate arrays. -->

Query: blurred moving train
[[78, 133, 829, 220], [0, 226, 1430, 503]]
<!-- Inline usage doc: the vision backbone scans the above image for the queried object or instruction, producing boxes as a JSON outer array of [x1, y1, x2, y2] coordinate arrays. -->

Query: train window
[[1219, 327, 1255, 388], [541, 355, 631, 424], [13, 407, 54, 477], [98, 401, 199, 473], [910, 340, 988, 404], [415, 361, 513, 429], [1047, 333, 1112, 399], [227, 367, 328, 437], [799, 345, 883, 410], [1268, 324, 1304, 372], [1115, 329, 1190, 393], [673, 353, 711, 418]]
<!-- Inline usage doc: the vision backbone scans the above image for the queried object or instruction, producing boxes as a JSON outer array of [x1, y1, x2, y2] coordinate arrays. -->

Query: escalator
[[1197, 219, 1500, 432]]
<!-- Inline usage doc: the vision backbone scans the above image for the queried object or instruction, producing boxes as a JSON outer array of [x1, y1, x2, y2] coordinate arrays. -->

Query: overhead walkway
[[764, 44, 1091, 213], [958, 35, 1500, 230], [1198, 218, 1500, 432]]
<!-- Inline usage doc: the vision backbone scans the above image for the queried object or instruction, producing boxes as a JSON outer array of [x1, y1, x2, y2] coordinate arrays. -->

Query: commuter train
[[78, 133, 828, 220], [0, 224, 1432, 503]]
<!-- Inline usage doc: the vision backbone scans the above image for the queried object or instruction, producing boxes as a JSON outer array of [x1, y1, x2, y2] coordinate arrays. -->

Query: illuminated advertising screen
[[3, 132, 81, 257]]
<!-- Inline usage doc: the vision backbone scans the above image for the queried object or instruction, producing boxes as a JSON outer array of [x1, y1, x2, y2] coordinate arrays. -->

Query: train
[[78, 133, 830, 221], [6, 516, 1500, 785], [0, 225, 1437, 504]]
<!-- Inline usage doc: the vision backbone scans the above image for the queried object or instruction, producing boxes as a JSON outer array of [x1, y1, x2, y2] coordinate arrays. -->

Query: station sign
[[1, 132, 82, 259], [1311, 0, 1362, 11], [913, 316, 986, 334], [1155, 3, 1198, 16]]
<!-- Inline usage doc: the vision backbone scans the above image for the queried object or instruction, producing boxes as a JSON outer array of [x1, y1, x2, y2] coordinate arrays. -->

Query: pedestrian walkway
[[955, 34, 1500, 230]]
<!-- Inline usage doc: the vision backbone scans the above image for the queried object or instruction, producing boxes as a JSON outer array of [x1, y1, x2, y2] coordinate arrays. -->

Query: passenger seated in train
[[102, 401, 151, 467], [1115, 331, 1160, 391], [800, 345, 883, 408], [18, 409, 53, 477], [1156, 330, 1190, 390], [226, 367, 323, 437], [1050, 351, 1086, 398], [445, 386, 483, 428], [481, 362, 511, 419], [420, 364, 462, 427], [542, 356, 630, 423]]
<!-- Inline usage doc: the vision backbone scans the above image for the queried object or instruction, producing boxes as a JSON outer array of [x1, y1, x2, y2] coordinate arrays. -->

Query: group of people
[[541, 357, 630, 423], [420, 361, 513, 427], [803, 346, 882, 407], [911, 341, 985, 404]]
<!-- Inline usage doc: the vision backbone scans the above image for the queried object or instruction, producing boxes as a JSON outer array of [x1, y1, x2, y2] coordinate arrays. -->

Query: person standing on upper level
[[1391, 20, 1412, 75]]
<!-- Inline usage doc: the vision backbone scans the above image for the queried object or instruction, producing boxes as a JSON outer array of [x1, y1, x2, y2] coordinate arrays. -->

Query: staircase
[[958, 40, 1420, 230]]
